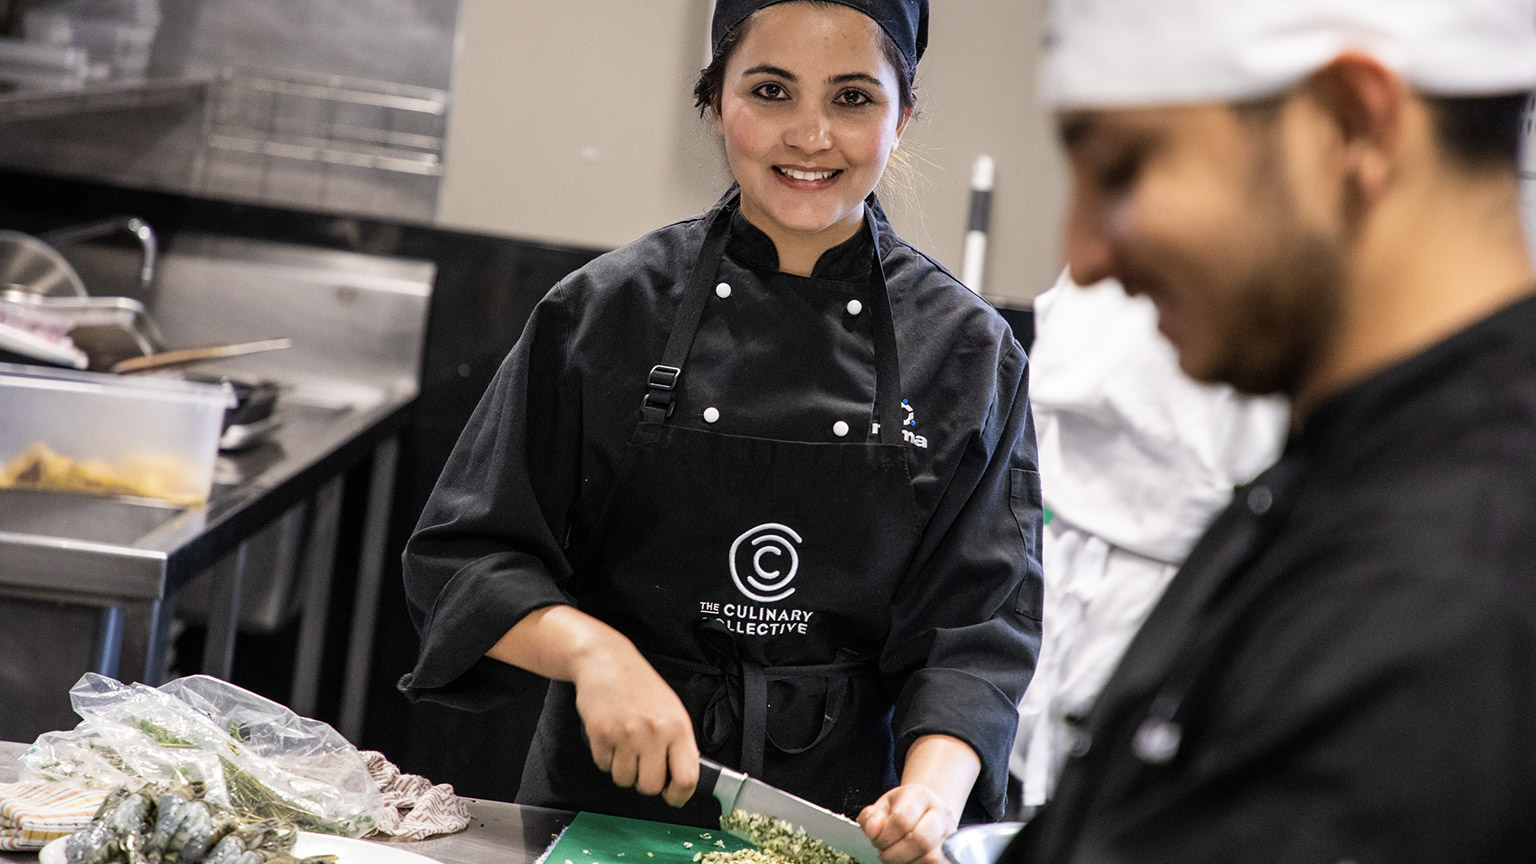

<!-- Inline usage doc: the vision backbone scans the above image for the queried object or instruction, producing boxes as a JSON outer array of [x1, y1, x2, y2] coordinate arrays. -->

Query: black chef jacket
[[399, 195, 1043, 821], [1006, 293, 1536, 863]]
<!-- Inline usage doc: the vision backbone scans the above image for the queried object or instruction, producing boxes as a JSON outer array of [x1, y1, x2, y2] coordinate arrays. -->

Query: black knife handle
[[699, 756, 723, 796]]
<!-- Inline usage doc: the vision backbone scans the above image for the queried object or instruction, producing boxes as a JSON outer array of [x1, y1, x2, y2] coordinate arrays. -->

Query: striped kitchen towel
[[0, 782, 108, 850], [361, 750, 470, 841]]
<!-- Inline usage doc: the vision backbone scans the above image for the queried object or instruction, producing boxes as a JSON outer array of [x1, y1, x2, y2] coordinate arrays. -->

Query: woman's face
[[715, 2, 911, 261]]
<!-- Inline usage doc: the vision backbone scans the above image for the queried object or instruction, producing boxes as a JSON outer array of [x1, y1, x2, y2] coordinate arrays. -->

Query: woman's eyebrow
[[828, 72, 884, 88], [742, 63, 796, 79]]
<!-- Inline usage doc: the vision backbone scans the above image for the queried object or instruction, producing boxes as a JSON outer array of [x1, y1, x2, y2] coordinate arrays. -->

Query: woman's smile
[[775, 165, 842, 184]]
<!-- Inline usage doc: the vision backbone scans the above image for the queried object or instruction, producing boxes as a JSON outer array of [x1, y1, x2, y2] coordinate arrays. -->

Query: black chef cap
[[710, 0, 929, 77]]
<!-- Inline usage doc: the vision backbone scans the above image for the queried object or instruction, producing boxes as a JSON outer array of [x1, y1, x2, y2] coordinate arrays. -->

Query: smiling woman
[[708, 4, 910, 276], [693, 2, 919, 276], [398, 2, 1042, 862]]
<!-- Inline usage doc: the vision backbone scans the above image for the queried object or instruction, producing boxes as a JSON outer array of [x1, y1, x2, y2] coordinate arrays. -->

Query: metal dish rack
[[193, 66, 448, 221]]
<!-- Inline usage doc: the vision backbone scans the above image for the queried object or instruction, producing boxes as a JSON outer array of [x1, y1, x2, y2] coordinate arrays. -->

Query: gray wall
[[438, 0, 1068, 307]]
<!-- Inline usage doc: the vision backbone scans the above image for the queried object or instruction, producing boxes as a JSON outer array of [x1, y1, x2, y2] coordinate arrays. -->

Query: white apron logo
[[729, 523, 801, 602]]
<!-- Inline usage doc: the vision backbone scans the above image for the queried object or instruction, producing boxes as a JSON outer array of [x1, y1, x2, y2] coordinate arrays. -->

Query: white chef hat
[[1043, 0, 1536, 109]]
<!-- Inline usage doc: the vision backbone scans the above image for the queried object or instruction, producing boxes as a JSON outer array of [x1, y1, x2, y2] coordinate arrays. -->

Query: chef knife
[[698, 757, 883, 864]]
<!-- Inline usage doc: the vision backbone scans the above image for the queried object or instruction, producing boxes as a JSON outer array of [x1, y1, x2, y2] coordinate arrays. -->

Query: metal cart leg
[[289, 477, 343, 719], [93, 605, 125, 680], [339, 435, 398, 743], [202, 541, 248, 679], [143, 594, 178, 686]]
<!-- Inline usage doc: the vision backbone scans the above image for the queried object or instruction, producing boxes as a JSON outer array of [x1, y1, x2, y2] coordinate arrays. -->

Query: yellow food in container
[[0, 442, 204, 506]]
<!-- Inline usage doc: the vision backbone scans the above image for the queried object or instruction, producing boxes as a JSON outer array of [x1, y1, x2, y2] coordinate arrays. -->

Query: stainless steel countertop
[[0, 740, 576, 864], [0, 391, 411, 606]]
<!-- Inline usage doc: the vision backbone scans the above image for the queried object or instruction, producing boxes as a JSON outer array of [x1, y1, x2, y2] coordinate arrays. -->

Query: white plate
[[40, 831, 441, 864], [38, 834, 67, 864]]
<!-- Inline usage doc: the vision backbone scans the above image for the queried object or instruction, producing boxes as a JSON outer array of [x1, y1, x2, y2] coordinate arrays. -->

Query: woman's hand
[[486, 605, 700, 807], [571, 640, 701, 807], [858, 783, 958, 864], [858, 734, 980, 864]]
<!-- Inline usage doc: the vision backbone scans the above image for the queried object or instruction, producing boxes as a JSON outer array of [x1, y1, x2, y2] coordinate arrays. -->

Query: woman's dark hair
[[1424, 94, 1527, 170], [693, 1, 917, 118]]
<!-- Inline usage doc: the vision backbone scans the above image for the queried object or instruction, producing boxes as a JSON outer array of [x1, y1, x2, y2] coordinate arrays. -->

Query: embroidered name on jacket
[[871, 399, 928, 448]]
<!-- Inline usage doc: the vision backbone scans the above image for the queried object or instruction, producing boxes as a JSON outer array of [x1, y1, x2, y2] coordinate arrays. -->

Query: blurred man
[[1003, 0, 1536, 860]]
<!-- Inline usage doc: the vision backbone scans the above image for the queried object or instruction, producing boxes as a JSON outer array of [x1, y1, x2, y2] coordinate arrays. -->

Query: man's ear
[[1302, 53, 1405, 203]]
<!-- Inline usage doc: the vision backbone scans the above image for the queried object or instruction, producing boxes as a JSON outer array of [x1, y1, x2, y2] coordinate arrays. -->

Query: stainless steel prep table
[[0, 740, 576, 864], [0, 387, 410, 742]]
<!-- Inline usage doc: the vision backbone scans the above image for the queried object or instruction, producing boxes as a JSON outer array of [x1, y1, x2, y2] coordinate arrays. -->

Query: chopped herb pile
[[709, 811, 856, 864]]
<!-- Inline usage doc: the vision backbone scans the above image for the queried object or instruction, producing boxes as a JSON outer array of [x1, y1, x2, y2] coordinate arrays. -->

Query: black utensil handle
[[698, 756, 723, 796]]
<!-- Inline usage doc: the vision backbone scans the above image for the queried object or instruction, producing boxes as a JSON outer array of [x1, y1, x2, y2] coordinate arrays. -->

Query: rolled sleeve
[[885, 341, 1044, 821], [399, 283, 583, 710]]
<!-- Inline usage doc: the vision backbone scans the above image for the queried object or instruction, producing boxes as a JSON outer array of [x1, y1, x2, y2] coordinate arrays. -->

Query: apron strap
[[740, 661, 769, 776], [640, 194, 906, 446], [641, 199, 734, 423], [863, 202, 905, 445]]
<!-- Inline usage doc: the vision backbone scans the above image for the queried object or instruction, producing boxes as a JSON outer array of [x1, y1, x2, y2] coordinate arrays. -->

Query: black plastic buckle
[[641, 364, 682, 417], [648, 365, 681, 391]]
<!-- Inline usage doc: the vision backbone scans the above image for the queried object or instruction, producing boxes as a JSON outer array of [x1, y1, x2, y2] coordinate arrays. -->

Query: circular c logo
[[729, 523, 802, 603]]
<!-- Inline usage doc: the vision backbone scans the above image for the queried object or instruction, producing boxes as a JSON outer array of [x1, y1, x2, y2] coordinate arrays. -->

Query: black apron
[[517, 194, 923, 824]]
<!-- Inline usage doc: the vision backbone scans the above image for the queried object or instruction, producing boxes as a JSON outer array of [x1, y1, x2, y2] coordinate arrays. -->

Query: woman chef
[[399, 1, 1042, 860]]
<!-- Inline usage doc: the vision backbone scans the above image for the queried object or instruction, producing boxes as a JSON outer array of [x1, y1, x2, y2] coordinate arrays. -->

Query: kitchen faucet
[[40, 215, 159, 301]]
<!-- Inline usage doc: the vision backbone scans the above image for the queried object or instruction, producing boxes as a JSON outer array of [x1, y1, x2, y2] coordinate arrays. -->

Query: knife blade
[[697, 757, 883, 864]]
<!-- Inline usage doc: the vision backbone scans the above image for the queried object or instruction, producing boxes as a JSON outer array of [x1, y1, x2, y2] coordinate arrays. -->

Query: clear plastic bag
[[19, 673, 383, 837]]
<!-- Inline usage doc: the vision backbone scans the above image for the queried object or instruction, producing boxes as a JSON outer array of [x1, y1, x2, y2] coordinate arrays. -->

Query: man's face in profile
[[1057, 98, 1347, 397]]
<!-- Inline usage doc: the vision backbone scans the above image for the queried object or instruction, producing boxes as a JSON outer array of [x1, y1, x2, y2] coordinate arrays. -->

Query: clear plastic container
[[22, 0, 160, 81], [0, 362, 234, 506]]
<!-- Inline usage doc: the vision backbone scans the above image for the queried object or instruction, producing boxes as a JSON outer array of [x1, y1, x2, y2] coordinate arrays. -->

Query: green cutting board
[[541, 812, 757, 864]]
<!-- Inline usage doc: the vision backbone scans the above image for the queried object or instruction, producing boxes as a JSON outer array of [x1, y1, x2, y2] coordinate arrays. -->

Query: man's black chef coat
[[1007, 293, 1536, 862], [399, 197, 1043, 820]]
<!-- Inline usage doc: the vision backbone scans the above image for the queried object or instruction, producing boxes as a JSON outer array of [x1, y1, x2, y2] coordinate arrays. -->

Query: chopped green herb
[[713, 809, 857, 864]]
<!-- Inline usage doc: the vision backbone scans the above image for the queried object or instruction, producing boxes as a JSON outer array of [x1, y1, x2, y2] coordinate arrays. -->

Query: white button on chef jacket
[[716, 282, 732, 299], [833, 420, 850, 437], [846, 299, 863, 316], [703, 407, 720, 423]]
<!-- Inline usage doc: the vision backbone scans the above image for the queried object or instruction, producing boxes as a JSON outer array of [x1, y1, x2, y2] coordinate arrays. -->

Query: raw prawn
[[65, 789, 154, 864]]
